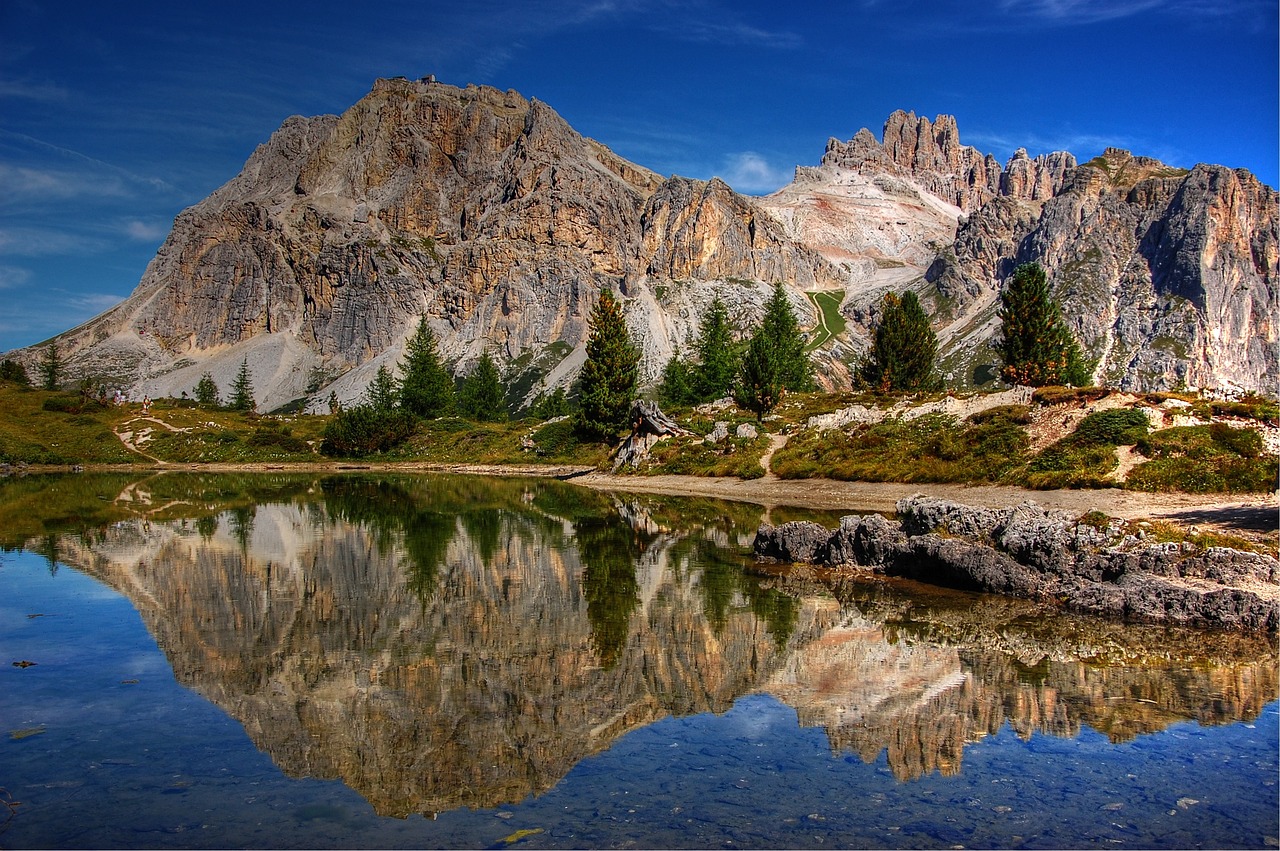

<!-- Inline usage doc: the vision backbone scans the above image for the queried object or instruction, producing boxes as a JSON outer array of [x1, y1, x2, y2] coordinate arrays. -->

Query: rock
[[752, 497, 1279, 633], [753, 521, 835, 564], [706, 421, 729, 444], [734, 422, 758, 440]]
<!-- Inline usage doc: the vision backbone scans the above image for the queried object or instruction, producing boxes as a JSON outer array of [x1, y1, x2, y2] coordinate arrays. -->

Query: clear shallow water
[[1, 473, 1276, 849]]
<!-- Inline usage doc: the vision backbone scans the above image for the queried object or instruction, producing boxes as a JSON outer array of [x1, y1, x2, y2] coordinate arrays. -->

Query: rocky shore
[[754, 495, 1279, 632]]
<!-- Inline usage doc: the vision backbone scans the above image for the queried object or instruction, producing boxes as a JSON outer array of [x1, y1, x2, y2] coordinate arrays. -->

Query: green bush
[[321, 405, 416, 457], [248, 424, 310, 454], [41, 394, 87, 413], [1070, 408, 1150, 446]]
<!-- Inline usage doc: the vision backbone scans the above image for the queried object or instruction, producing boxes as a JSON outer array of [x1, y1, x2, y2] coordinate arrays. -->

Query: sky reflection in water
[[1, 472, 1276, 849]]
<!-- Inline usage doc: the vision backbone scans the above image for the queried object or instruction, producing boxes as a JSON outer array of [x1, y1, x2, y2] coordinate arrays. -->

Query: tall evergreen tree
[[997, 263, 1090, 387], [366, 365, 400, 412], [658, 347, 695, 407], [194, 373, 220, 407], [692, 297, 738, 401], [399, 318, 454, 418], [759, 282, 812, 392], [860, 291, 938, 391], [734, 331, 785, 420], [229, 359, 255, 412], [457, 352, 506, 421], [574, 289, 639, 441], [40, 345, 61, 391]]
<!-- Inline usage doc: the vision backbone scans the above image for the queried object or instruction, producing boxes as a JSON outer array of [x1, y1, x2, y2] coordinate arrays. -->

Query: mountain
[[8, 79, 1276, 409]]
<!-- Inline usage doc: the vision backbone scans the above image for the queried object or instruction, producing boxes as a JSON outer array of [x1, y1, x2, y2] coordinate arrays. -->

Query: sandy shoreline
[[11, 459, 1276, 541]]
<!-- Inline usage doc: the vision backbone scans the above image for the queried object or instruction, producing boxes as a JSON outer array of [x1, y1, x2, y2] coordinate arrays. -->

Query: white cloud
[[718, 152, 792, 194], [0, 265, 31, 290], [124, 220, 168, 242]]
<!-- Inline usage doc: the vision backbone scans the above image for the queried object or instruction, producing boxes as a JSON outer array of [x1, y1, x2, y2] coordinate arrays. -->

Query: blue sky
[[1, 0, 1276, 354]]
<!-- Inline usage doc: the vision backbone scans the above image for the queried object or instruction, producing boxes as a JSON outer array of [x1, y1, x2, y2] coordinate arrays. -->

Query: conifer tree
[[0, 358, 30, 386], [759, 282, 812, 392], [735, 332, 784, 420], [860, 291, 938, 391], [574, 289, 638, 441], [229, 358, 255, 412], [399, 318, 454, 418], [658, 347, 694, 407], [692, 297, 738, 401], [194, 373, 220, 407], [40, 345, 61, 391], [457, 352, 506, 421], [366, 365, 400, 412], [997, 263, 1090, 387]]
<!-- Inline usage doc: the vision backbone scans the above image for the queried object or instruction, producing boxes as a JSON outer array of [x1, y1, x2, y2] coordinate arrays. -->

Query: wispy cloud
[[718, 152, 792, 194], [654, 19, 803, 48], [0, 77, 69, 101], [123, 220, 168, 242], [0, 227, 108, 257], [0, 265, 31, 290], [0, 129, 176, 195], [0, 163, 131, 202]]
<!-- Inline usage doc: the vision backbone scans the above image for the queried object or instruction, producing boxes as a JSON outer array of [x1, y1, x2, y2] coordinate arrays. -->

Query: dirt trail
[[758, 432, 789, 478]]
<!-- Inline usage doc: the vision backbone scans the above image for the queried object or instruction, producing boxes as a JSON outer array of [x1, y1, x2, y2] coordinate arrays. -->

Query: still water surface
[[1, 473, 1276, 849]]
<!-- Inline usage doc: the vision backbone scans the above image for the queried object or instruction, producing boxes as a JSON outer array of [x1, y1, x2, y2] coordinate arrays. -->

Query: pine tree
[[734, 332, 784, 420], [366, 365, 400, 412], [399, 318, 454, 418], [759, 282, 812, 392], [0, 358, 30, 386], [692, 298, 738, 401], [229, 359, 255, 412], [997, 262, 1090, 387], [658, 347, 695, 407], [40, 346, 61, 391], [860, 291, 938, 391], [194, 373, 220, 407], [574, 289, 638, 441], [457, 352, 506, 421]]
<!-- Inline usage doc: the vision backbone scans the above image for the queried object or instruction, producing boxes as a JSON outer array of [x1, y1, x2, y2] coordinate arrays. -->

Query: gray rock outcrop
[[754, 496, 1279, 632]]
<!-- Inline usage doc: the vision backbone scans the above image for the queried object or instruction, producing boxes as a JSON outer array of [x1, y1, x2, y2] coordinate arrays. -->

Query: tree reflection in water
[[2, 471, 1275, 817]]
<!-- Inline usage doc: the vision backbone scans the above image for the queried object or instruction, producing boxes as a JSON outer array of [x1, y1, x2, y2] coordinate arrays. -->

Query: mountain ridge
[[8, 77, 1276, 410]]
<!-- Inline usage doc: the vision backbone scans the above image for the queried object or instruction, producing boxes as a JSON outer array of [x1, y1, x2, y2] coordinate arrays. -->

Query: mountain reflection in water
[[9, 472, 1276, 819]]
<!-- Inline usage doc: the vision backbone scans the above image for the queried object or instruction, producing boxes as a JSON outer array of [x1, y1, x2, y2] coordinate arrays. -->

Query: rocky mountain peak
[[822, 111, 1076, 211]]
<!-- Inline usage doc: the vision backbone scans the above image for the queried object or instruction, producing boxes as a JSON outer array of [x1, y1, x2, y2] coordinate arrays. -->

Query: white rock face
[[7, 85, 1275, 404]]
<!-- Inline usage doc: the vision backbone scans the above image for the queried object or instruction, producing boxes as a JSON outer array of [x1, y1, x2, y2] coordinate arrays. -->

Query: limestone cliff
[[927, 149, 1278, 392], [8, 85, 1275, 403], [11, 78, 835, 412]]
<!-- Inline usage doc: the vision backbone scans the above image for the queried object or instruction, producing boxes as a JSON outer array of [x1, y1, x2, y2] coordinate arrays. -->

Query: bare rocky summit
[[9, 80, 1276, 409]]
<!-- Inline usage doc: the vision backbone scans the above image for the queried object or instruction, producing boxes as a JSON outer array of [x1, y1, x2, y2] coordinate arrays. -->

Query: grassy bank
[[1, 379, 1275, 496]]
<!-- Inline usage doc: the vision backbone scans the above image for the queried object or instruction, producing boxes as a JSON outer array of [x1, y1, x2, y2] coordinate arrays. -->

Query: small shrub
[[1032, 386, 1108, 406], [321, 405, 416, 457], [1070, 408, 1150, 447], [41, 394, 85, 414]]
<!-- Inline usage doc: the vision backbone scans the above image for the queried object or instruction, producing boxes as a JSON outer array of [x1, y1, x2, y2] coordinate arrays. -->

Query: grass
[[1127, 424, 1277, 493], [0, 385, 138, 464], [1019, 408, 1152, 489], [643, 431, 770, 479], [772, 410, 1030, 483], [805, 290, 847, 351]]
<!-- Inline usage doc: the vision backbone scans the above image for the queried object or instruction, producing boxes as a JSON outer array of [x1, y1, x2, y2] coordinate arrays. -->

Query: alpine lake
[[1, 472, 1276, 850]]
